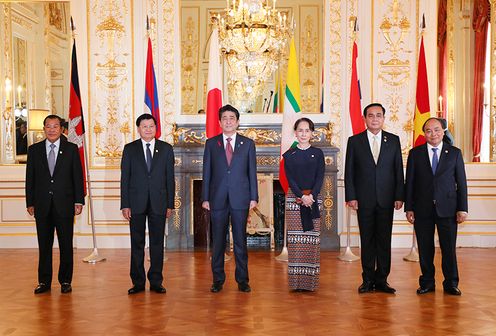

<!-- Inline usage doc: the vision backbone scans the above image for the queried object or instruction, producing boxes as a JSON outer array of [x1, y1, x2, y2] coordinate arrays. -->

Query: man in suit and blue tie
[[345, 103, 404, 294], [26, 115, 85, 294], [202, 104, 258, 293], [405, 117, 468, 296], [121, 114, 175, 295]]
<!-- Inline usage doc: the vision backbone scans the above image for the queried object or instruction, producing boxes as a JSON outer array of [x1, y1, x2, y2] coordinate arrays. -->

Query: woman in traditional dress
[[283, 117, 325, 291]]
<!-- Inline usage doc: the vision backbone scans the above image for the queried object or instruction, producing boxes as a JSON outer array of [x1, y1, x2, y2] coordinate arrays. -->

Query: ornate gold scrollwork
[[238, 128, 280, 146], [323, 176, 334, 230], [173, 177, 181, 230], [314, 122, 334, 145], [256, 156, 279, 166]]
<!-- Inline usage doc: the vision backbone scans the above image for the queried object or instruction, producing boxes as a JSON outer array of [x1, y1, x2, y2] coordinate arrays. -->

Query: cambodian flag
[[144, 37, 161, 138]]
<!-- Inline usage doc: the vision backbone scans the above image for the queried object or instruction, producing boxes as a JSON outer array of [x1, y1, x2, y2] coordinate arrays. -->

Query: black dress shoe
[[150, 285, 167, 294], [34, 283, 51, 294], [358, 281, 374, 293], [210, 282, 223, 293], [61, 283, 72, 293], [238, 282, 251, 292], [375, 282, 396, 294], [444, 286, 461, 296], [416, 286, 435, 294], [128, 286, 145, 295]]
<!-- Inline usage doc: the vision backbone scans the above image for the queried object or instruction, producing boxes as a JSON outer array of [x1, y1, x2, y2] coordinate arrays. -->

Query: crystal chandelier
[[218, 0, 292, 110]]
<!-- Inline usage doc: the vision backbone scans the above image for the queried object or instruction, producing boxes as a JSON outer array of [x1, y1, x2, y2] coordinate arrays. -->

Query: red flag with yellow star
[[413, 35, 430, 146]]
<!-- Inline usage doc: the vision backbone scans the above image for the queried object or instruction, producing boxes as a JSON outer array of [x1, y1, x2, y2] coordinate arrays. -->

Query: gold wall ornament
[[1, 4, 15, 164], [377, 0, 412, 88], [324, 156, 334, 166], [47, 3, 66, 33], [173, 177, 181, 231], [160, 0, 176, 144], [314, 122, 334, 145], [256, 156, 280, 167], [327, 0, 343, 174], [323, 176, 334, 230], [174, 127, 205, 145], [238, 128, 281, 145], [88, 0, 134, 167], [181, 14, 199, 115], [300, 10, 320, 113], [373, 0, 417, 154]]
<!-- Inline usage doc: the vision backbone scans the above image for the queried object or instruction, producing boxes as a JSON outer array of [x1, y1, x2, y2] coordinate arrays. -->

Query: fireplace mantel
[[168, 123, 339, 250]]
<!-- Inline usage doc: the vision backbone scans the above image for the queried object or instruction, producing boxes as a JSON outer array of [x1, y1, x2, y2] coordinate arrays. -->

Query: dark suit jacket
[[405, 142, 468, 218], [25, 137, 85, 218], [345, 130, 404, 208], [202, 134, 258, 210], [120, 139, 175, 215]]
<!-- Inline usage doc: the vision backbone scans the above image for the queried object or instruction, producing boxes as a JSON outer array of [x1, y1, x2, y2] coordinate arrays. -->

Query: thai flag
[[144, 37, 161, 138]]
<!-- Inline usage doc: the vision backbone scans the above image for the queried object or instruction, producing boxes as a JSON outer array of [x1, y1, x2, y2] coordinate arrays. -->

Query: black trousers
[[210, 206, 249, 284], [129, 201, 166, 288], [414, 204, 459, 289], [357, 206, 394, 284], [35, 201, 74, 285]]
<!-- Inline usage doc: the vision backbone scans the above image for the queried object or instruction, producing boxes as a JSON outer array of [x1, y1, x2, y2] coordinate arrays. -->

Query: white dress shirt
[[46, 138, 61, 161], [222, 133, 237, 152], [427, 142, 443, 167], [141, 138, 156, 158], [367, 129, 382, 154]]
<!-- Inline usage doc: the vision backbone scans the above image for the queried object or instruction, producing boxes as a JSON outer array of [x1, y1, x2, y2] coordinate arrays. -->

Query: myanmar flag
[[279, 37, 301, 193], [413, 35, 431, 146]]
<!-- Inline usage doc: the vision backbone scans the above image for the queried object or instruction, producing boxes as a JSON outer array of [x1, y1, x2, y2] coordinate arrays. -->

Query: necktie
[[226, 137, 233, 166], [372, 135, 379, 164], [146, 143, 152, 172], [431, 147, 439, 174], [48, 143, 56, 176]]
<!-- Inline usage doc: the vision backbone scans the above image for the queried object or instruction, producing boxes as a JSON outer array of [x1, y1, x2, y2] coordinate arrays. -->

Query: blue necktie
[[431, 148, 438, 174], [146, 143, 152, 172]]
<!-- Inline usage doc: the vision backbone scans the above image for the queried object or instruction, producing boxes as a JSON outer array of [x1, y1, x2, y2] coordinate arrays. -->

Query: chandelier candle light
[[218, 0, 292, 111]]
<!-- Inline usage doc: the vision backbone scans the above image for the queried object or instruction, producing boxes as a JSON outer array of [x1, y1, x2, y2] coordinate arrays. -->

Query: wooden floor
[[0, 248, 495, 335]]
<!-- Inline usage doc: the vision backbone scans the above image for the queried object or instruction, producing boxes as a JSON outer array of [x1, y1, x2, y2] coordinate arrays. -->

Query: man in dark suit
[[202, 104, 258, 293], [345, 103, 404, 294], [26, 115, 84, 294], [121, 114, 175, 295], [405, 117, 468, 296]]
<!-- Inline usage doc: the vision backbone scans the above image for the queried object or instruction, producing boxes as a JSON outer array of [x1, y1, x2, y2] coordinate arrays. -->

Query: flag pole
[[403, 15, 426, 263], [67, 17, 105, 264], [403, 230, 419, 262], [338, 206, 360, 261], [82, 136, 106, 263], [339, 17, 360, 262]]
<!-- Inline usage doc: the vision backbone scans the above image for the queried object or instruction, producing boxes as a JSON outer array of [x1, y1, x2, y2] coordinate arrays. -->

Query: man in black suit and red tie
[[202, 104, 258, 293], [26, 115, 84, 294], [405, 117, 468, 296], [121, 114, 175, 295], [345, 103, 404, 294]]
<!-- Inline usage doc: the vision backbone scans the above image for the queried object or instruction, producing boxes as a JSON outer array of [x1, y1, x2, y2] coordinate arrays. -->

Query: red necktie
[[226, 137, 233, 166]]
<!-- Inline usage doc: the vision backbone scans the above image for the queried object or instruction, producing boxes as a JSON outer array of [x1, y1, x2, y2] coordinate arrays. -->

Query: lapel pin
[[155, 149, 159, 153], [240, 141, 243, 145], [59, 151, 63, 154], [445, 150, 448, 153], [311, 154, 315, 158]]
